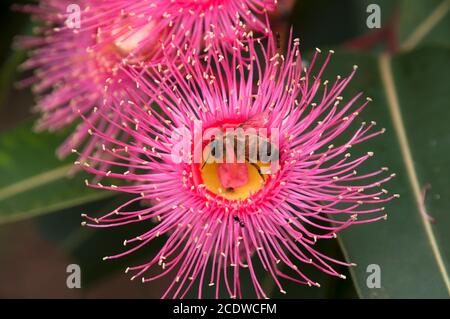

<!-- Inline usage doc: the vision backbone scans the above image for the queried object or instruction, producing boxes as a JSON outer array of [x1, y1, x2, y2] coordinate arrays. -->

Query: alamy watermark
[[366, 4, 381, 29], [66, 264, 81, 289], [366, 264, 381, 288], [65, 4, 81, 29]]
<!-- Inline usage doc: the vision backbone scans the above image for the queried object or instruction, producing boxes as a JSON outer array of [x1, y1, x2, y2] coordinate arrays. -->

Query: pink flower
[[79, 33, 396, 298], [16, 0, 277, 154], [16, 0, 152, 158], [17, 0, 276, 159], [92, 0, 277, 51]]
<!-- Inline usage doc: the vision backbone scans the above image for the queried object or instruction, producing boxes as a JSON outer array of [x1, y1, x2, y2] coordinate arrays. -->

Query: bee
[[201, 114, 279, 193], [233, 215, 245, 228]]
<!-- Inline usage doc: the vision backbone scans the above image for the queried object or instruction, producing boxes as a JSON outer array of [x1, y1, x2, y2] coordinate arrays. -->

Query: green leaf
[[400, 0, 450, 50], [0, 123, 113, 225], [322, 47, 450, 298]]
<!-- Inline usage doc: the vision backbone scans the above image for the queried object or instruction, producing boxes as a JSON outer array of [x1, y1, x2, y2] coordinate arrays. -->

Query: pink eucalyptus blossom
[[16, 0, 151, 158], [90, 0, 277, 53], [17, 0, 276, 159], [78, 32, 396, 298]]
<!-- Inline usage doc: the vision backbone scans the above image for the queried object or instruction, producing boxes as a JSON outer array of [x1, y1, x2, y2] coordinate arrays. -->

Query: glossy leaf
[[0, 123, 113, 224], [400, 0, 450, 50], [322, 47, 450, 298]]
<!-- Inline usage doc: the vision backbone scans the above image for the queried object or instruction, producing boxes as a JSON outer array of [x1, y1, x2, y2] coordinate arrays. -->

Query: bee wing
[[202, 139, 223, 169]]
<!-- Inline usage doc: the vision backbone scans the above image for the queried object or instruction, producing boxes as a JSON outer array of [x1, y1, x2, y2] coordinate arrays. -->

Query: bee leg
[[226, 187, 235, 193], [249, 162, 265, 180]]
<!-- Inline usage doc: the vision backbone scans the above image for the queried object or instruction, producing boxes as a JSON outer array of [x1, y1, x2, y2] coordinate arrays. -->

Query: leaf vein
[[378, 53, 450, 295]]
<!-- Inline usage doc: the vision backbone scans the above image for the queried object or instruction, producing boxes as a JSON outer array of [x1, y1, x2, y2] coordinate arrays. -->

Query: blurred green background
[[0, 0, 449, 298]]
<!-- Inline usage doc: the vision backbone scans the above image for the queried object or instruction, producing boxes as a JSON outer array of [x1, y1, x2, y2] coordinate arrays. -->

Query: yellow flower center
[[200, 161, 268, 201]]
